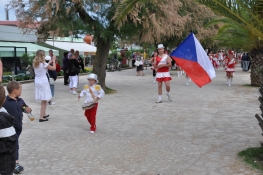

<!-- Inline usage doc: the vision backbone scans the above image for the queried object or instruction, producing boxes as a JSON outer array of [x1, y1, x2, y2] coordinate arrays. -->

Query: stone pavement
[[14, 66, 262, 175]]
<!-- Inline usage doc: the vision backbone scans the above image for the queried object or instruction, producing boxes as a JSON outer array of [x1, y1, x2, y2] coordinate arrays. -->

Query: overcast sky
[[0, 1, 17, 20]]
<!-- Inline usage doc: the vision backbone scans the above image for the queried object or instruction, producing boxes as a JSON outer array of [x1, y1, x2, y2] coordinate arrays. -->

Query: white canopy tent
[[0, 42, 59, 57], [45, 41, 96, 55]]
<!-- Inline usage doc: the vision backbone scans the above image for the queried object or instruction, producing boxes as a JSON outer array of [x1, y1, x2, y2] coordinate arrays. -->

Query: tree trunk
[[250, 48, 263, 86], [93, 36, 111, 90]]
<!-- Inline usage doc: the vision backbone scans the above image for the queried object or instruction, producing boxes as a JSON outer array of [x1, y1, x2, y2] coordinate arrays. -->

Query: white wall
[[0, 25, 37, 42]]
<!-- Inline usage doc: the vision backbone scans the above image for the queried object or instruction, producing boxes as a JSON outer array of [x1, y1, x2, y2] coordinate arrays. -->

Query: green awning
[[0, 41, 59, 57]]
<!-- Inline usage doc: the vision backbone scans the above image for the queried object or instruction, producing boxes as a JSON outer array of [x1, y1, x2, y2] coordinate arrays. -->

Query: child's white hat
[[87, 73, 99, 83], [45, 55, 51, 61]]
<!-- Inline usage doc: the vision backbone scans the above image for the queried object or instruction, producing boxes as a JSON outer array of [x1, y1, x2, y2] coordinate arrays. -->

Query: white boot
[[186, 78, 189, 86], [153, 77, 156, 83], [228, 78, 231, 86]]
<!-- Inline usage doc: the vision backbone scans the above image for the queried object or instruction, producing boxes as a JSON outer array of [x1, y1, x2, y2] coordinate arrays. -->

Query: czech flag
[[170, 33, 216, 88]]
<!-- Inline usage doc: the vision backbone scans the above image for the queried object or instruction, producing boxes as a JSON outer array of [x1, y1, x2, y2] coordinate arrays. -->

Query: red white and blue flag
[[170, 33, 216, 88]]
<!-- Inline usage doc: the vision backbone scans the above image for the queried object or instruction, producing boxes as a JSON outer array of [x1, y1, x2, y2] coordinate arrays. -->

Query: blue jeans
[[50, 84, 55, 97], [15, 129, 21, 161]]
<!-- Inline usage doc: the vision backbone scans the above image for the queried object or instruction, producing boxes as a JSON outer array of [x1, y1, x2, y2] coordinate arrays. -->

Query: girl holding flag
[[154, 44, 172, 103]]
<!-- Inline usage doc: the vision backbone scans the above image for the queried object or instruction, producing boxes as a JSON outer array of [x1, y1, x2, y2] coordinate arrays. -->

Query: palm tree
[[195, 0, 263, 86]]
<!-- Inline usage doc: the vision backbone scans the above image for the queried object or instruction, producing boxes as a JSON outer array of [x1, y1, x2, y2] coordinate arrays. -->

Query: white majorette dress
[[155, 54, 172, 82]]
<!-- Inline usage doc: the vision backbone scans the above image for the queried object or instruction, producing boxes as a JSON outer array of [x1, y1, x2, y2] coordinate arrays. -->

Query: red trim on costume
[[156, 55, 169, 72], [156, 77, 172, 82]]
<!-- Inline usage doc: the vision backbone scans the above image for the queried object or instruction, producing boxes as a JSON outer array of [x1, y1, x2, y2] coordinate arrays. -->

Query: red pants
[[84, 103, 98, 131]]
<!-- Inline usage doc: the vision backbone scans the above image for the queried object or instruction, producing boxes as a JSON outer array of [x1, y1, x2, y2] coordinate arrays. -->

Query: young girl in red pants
[[78, 74, 105, 134]]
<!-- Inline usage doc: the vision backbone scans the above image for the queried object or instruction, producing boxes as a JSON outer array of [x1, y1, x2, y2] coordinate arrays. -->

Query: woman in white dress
[[33, 50, 56, 122]]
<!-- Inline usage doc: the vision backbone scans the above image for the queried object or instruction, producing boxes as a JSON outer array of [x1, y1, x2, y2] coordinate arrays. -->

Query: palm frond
[[195, 0, 263, 39]]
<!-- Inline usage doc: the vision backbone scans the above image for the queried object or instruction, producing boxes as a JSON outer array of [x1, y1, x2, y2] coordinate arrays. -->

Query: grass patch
[[105, 87, 116, 94], [85, 67, 93, 72], [242, 84, 260, 87], [238, 147, 263, 172], [3, 72, 12, 75]]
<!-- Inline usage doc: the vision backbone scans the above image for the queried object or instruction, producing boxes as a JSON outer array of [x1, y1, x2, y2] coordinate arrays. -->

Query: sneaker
[[166, 93, 172, 101], [14, 163, 24, 174], [72, 91, 77, 95], [48, 101, 56, 105], [90, 131, 95, 134], [155, 100, 162, 103]]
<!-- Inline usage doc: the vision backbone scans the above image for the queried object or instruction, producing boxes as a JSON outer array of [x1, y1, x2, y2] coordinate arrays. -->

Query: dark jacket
[[62, 56, 69, 71], [2, 96, 27, 132], [0, 111, 16, 174], [46, 62, 57, 81], [69, 59, 80, 76], [77, 56, 85, 71]]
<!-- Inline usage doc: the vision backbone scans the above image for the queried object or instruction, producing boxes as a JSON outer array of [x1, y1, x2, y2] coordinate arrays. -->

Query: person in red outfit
[[223, 50, 237, 86], [154, 44, 172, 103], [55, 60, 61, 73], [78, 74, 105, 134]]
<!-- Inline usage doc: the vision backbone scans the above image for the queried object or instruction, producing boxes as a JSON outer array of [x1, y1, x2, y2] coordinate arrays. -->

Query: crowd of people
[[0, 48, 104, 174], [0, 43, 253, 174]]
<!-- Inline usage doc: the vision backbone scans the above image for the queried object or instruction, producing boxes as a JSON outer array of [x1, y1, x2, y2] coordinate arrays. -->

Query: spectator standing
[[136, 52, 144, 76], [75, 50, 85, 72], [49, 50, 56, 61], [55, 60, 61, 73], [132, 52, 136, 68], [0, 85, 16, 175], [68, 49, 74, 59], [149, 51, 157, 83], [45, 56, 57, 105], [69, 53, 80, 95], [3, 81, 32, 174], [33, 50, 56, 122], [62, 52, 69, 85]]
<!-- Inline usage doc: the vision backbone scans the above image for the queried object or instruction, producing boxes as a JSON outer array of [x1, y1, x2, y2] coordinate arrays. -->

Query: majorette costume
[[225, 56, 236, 72], [155, 54, 172, 82], [212, 54, 219, 69], [79, 74, 105, 133], [224, 51, 236, 86]]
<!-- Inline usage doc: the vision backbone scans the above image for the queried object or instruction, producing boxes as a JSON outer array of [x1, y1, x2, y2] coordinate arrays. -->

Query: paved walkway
[[16, 66, 261, 175]]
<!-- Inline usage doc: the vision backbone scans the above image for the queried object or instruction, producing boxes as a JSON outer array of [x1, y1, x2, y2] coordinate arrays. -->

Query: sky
[[0, 1, 18, 20]]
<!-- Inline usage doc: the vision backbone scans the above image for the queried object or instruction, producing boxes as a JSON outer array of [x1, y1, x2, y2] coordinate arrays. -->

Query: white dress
[[34, 62, 52, 101]]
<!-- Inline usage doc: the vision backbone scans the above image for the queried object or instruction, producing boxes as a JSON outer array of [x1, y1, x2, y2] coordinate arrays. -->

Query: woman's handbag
[[134, 60, 140, 66]]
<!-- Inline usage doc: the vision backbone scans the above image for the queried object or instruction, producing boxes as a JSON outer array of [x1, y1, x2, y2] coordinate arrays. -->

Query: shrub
[[118, 57, 123, 62], [15, 77, 23, 81], [123, 64, 129, 68], [23, 75, 31, 80], [57, 72, 63, 76]]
